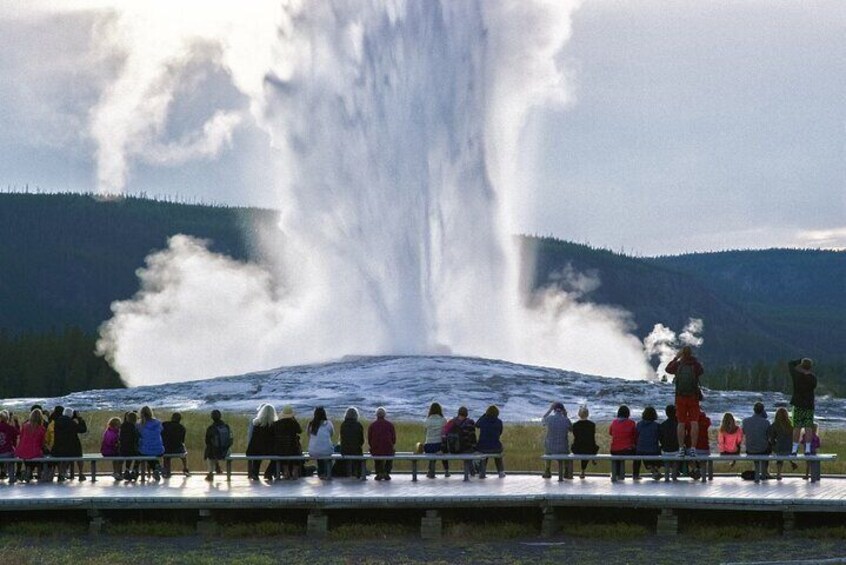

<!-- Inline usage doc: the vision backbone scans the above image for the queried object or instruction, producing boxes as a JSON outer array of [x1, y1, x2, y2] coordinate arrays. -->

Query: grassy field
[[64, 410, 846, 475]]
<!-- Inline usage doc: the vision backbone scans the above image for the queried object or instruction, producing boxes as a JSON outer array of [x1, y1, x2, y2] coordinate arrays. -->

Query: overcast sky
[[1, 1, 843, 255]]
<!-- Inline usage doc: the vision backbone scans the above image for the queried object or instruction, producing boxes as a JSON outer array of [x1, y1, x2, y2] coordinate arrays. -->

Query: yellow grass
[[71, 410, 846, 475]]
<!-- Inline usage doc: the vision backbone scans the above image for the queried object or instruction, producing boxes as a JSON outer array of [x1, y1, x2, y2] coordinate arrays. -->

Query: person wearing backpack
[[443, 406, 477, 478], [665, 346, 704, 457], [204, 410, 233, 482]]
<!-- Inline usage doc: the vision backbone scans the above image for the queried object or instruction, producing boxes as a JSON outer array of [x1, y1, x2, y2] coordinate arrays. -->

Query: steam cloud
[[92, 0, 668, 386], [643, 318, 705, 380]]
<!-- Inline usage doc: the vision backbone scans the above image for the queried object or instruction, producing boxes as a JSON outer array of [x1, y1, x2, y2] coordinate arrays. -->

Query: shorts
[[675, 395, 700, 424], [791, 407, 814, 428]]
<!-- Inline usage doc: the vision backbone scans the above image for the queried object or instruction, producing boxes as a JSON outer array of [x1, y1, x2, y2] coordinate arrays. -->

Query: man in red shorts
[[666, 346, 704, 457]]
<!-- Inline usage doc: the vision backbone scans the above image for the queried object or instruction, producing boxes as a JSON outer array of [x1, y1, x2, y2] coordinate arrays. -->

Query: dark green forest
[[0, 192, 843, 397]]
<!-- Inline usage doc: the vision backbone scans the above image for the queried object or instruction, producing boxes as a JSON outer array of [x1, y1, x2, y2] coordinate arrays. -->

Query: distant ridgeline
[[0, 192, 843, 397]]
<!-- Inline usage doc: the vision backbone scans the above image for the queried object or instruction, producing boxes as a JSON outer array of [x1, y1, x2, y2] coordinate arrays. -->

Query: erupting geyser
[[96, 1, 658, 386]]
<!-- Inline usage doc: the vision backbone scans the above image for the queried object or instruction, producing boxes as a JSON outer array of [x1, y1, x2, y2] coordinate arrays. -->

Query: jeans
[[424, 442, 448, 475], [374, 459, 394, 477], [610, 448, 636, 479], [477, 449, 504, 475]]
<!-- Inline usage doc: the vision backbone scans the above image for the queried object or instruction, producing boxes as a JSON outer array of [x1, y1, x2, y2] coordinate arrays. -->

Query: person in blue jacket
[[475, 405, 505, 478], [137, 405, 164, 482], [634, 406, 662, 480]]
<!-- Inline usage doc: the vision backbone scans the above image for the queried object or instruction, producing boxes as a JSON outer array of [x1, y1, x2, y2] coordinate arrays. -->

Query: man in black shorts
[[788, 358, 817, 455]]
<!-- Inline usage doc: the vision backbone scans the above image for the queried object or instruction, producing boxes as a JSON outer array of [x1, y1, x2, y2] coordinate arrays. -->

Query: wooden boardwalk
[[2, 474, 845, 514]]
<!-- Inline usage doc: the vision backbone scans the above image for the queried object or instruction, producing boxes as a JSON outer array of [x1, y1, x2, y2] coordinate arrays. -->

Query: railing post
[[656, 508, 678, 536], [307, 509, 328, 538], [88, 509, 105, 536], [541, 506, 558, 537], [197, 509, 218, 536]]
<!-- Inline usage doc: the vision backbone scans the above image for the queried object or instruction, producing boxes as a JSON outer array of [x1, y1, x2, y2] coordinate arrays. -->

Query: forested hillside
[[0, 193, 843, 397]]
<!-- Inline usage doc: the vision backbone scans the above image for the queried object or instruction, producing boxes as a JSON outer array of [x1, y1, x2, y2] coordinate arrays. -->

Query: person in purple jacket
[[475, 405, 505, 478], [101, 417, 122, 480]]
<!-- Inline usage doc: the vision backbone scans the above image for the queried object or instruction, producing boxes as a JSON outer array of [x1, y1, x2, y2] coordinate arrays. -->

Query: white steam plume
[[643, 318, 705, 379], [95, 1, 660, 386]]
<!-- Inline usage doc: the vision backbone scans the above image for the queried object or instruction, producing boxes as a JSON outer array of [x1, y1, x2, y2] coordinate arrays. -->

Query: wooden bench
[[0, 454, 188, 483], [541, 453, 837, 483], [225, 452, 490, 482]]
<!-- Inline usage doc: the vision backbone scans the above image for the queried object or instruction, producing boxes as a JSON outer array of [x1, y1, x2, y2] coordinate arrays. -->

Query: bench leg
[[226, 460, 232, 482], [479, 458, 487, 479], [91, 461, 97, 483], [421, 510, 442, 540], [664, 462, 671, 482], [782, 511, 795, 536], [412, 460, 418, 482], [811, 460, 821, 482], [463, 460, 470, 481], [754, 461, 761, 484], [558, 461, 564, 482], [708, 460, 714, 481]]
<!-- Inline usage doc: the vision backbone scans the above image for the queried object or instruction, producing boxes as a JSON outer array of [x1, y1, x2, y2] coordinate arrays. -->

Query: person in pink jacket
[[718, 412, 744, 468], [15, 409, 47, 482], [101, 417, 122, 480]]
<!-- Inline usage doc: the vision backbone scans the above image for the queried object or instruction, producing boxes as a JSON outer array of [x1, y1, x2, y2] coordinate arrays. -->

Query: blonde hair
[[254, 404, 277, 427], [578, 406, 590, 419], [140, 406, 154, 423], [107, 417, 121, 429], [29, 409, 43, 427], [0, 410, 8, 422]]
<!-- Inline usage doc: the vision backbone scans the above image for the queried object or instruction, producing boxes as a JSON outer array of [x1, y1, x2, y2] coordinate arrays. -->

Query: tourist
[[571, 406, 598, 479], [204, 410, 232, 482], [161, 412, 189, 478], [718, 412, 743, 467], [541, 402, 571, 479], [742, 402, 772, 479], [247, 403, 268, 446], [609, 405, 637, 480], [665, 346, 704, 457], [307, 407, 335, 479], [444, 406, 477, 479], [340, 406, 364, 478], [51, 407, 84, 482], [658, 404, 680, 479], [634, 406, 662, 480], [138, 406, 164, 481], [803, 424, 821, 480], [273, 405, 303, 480], [423, 402, 448, 478], [120, 411, 141, 481], [685, 410, 711, 480], [15, 409, 46, 483], [475, 405, 505, 478], [368, 407, 397, 481], [769, 407, 795, 480], [788, 358, 817, 455], [247, 404, 278, 481], [0, 410, 20, 483], [101, 417, 122, 480]]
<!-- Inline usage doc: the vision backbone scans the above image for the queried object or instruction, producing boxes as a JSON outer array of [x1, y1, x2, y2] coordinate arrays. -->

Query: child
[[101, 417, 122, 480], [204, 410, 232, 482], [609, 405, 637, 480], [541, 402, 571, 479], [769, 407, 794, 480], [161, 412, 189, 478], [718, 412, 743, 468], [571, 406, 598, 479], [119, 411, 141, 482], [803, 424, 821, 480], [634, 406, 661, 480]]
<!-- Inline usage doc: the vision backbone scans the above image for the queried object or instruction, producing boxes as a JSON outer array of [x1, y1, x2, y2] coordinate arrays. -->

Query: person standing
[[788, 358, 817, 455], [368, 407, 397, 480], [665, 346, 704, 457]]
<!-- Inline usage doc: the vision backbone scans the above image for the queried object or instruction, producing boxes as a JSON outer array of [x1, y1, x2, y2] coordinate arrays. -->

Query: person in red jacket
[[367, 407, 396, 481], [609, 405, 637, 480], [666, 346, 705, 457]]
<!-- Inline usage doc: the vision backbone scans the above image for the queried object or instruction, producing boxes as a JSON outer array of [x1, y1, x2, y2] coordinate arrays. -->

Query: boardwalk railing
[[0, 454, 188, 483], [541, 453, 837, 483], [225, 452, 490, 482]]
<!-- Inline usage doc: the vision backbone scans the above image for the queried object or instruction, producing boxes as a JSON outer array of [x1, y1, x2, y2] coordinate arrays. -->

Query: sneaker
[[152, 470, 161, 482], [204, 473, 214, 482], [542, 472, 552, 479], [677, 448, 686, 458], [652, 469, 663, 480], [183, 469, 191, 476], [384, 475, 392, 481], [498, 472, 506, 478], [426, 473, 436, 479], [687, 448, 698, 457], [79, 475, 86, 482], [579, 471, 586, 479]]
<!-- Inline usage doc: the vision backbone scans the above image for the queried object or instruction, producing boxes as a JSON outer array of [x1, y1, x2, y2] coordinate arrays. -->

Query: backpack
[[213, 423, 232, 456], [674, 362, 699, 397], [444, 420, 464, 454]]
